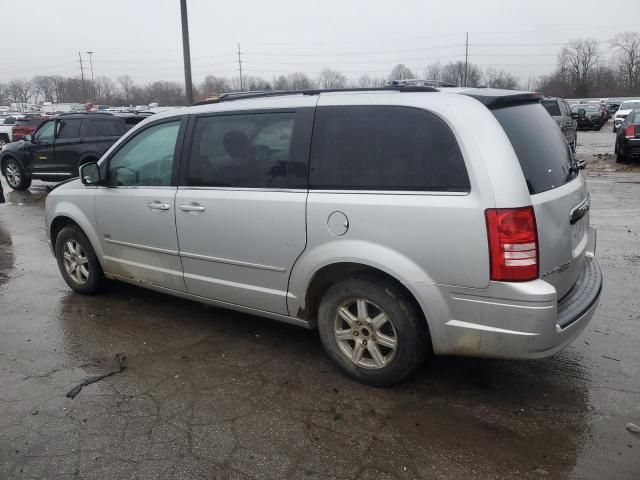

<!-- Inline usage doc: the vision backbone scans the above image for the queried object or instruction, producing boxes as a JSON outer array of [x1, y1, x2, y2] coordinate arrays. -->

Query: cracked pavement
[[1, 127, 639, 479]]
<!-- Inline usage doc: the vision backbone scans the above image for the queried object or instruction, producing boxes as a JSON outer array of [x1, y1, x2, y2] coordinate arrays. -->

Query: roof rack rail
[[191, 85, 439, 106], [386, 78, 458, 88]]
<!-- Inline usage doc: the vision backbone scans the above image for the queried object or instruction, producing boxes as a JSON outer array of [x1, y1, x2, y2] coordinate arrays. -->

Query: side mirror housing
[[80, 162, 101, 186], [23, 134, 32, 142], [577, 109, 586, 117]]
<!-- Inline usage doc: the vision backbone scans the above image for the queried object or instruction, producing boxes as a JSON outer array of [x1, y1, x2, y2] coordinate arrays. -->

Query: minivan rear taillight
[[485, 207, 538, 282]]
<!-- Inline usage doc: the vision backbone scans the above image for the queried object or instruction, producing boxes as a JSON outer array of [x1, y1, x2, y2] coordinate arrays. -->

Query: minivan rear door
[[492, 102, 588, 299]]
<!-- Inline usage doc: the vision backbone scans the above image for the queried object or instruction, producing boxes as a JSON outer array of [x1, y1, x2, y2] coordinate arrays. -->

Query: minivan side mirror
[[80, 162, 101, 186], [577, 108, 586, 117]]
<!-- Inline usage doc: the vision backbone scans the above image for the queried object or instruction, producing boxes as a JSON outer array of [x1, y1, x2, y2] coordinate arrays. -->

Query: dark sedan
[[615, 109, 640, 163], [572, 104, 604, 130]]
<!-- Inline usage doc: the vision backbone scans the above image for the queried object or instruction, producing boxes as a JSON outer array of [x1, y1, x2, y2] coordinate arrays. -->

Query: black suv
[[0, 112, 127, 190]]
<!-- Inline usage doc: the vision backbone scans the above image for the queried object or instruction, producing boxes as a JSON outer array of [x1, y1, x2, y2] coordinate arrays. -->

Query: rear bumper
[[412, 228, 602, 359], [621, 138, 640, 158]]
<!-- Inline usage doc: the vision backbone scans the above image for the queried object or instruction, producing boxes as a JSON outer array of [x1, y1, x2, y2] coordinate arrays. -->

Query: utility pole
[[78, 51, 86, 102], [237, 42, 243, 91], [464, 32, 469, 87], [86, 51, 95, 103], [180, 0, 193, 105]]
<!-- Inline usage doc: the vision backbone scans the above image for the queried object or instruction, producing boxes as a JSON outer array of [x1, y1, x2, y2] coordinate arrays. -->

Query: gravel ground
[[0, 123, 639, 479]]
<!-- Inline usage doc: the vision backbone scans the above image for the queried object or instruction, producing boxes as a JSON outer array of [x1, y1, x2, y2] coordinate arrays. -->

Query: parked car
[[11, 115, 50, 141], [614, 109, 640, 163], [613, 100, 640, 132], [541, 97, 578, 151], [0, 112, 127, 190], [572, 104, 604, 130], [0, 115, 20, 146], [45, 87, 601, 386]]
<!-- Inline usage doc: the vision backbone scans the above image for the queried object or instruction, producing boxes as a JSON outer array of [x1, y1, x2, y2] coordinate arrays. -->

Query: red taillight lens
[[625, 124, 636, 138], [485, 206, 538, 282]]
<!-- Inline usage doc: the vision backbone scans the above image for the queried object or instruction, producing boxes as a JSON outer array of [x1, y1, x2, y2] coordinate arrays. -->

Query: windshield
[[620, 101, 640, 110]]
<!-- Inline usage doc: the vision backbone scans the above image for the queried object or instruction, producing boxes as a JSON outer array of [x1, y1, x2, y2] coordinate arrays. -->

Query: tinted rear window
[[90, 119, 124, 136], [493, 102, 577, 194], [310, 106, 469, 191], [541, 100, 561, 116]]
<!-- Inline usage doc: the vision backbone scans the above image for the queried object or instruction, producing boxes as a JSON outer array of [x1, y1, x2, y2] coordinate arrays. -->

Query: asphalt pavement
[[0, 124, 639, 479]]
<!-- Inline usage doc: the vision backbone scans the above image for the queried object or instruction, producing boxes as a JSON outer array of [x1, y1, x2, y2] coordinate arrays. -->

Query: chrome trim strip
[[33, 172, 72, 176], [180, 251, 285, 272], [178, 186, 306, 193], [446, 319, 539, 336], [104, 238, 179, 256]]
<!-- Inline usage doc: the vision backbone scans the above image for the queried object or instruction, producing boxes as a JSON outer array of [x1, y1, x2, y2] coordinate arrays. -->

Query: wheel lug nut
[[356, 321, 362, 326], [362, 339, 368, 346], [354, 331, 359, 336]]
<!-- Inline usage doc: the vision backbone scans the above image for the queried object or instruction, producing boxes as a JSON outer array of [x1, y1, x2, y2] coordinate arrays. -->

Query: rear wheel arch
[[301, 262, 432, 348]]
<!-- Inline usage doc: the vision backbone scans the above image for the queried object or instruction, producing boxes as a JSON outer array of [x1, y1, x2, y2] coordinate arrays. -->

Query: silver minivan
[[45, 86, 602, 386]]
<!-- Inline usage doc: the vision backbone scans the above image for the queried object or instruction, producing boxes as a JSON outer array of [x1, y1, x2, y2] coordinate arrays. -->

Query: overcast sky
[[3, 0, 640, 86]]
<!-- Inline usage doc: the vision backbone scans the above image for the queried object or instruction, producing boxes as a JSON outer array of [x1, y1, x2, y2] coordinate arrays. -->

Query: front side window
[[107, 120, 181, 187], [187, 112, 300, 188], [309, 106, 470, 191], [56, 119, 82, 139], [33, 121, 55, 142]]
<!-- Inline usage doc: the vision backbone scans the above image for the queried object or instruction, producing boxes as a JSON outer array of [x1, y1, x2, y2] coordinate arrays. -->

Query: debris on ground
[[65, 353, 126, 399], [627, 423, 640, 436]]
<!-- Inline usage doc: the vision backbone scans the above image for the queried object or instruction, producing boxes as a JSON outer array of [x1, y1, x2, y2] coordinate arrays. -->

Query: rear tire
[[55, 225, 105, 295], [317, 276, 429, 387], [3, 158, 31, 190]]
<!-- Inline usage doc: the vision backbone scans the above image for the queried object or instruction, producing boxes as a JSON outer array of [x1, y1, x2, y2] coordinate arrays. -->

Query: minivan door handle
[[147, 201, 171, 211], [179, 203, 206, 212]]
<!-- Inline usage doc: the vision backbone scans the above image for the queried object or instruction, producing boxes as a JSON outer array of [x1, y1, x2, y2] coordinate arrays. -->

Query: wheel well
[[302, 262, 429, 333], [1, 154, 17, 173], [50, 216, 82, 250]]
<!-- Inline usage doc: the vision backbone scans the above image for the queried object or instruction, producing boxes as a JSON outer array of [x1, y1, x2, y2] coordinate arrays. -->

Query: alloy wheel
[[62, 240, 90, 285], [333, 298, 398, 369], [5, 162, 20, 188]]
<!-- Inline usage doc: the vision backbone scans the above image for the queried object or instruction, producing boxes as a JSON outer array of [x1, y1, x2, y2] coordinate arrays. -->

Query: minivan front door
[[175, 108, 314, 314], [95, 118, 186, 292]]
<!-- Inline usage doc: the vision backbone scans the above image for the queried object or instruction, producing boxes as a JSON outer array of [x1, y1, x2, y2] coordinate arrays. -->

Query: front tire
[[317, 276, 429, 386], [55, 226, 105, 295], [3, 158, 31, 190]]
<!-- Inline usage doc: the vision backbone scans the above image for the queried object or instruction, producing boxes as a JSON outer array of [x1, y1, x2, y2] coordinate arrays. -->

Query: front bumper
[[414, 227, 602, 359]]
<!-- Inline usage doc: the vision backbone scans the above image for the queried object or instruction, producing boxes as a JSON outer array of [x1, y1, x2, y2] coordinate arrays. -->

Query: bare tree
[[287, 72, 315, 90], [611, 32, 640, 92], [117, 74, 135, 104], [32, 76, 56, 102], [0, 82, 9, 104], [558, 38, 600, 97], [388, 64, 414, 81], [442, 61, 482, 87], [483, 68, 519, 89], [8, 78, 32, 104], [272, 75, 289, 90], [318, 68, 347, 89], [424, 61, 442, 82], [94, 75, 115, 103], [356, 74, 373, 87], [200, 75, 231, 97]]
